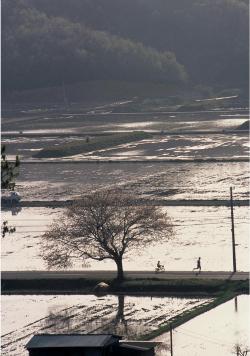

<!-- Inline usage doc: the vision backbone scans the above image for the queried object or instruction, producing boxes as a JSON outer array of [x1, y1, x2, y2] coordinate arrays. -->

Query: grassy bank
[[2, 277, 248, 296], [34, 131, 152, 158], [132, 279, 249, 340], [113, 278, 249, 295], [139, 291, 239, 340]]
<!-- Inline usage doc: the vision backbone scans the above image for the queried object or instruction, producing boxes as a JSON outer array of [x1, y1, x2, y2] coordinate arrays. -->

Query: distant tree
[[1, 145, 20, 190], [233, 345, 249, 356], [41, 190, 173, 281]]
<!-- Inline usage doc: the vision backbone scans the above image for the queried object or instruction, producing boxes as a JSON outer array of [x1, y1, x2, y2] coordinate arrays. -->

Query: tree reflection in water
[[44, 306, 77, 333], [43, 295, 155, 338]]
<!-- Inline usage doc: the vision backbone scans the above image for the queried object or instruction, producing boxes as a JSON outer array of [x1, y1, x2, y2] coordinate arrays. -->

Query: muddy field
[[1, 294, 211, 356]]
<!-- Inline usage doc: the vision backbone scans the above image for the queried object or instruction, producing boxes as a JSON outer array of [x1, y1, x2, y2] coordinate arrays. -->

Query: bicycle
[[155, 264, 165, 273]]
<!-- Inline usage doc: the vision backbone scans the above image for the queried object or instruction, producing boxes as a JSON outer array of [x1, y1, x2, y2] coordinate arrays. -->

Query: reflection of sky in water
[[1, 206, 249, 271], [75, 135, 249, 160], [2, 133, 248, 161], [3, 129, 77, 134], [154, 295, 250, 356], [107, 121, 160, 128], [2, 108, 248, 134], [1, 294, 210, 356], [16, 161, 249, 201]]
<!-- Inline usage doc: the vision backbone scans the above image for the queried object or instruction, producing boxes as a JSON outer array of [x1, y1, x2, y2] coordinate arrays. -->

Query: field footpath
[[2, 199, 249, 209], [8, 157, 250, 163], [141, 291, 246, 340], [2, 129, 249, 138]]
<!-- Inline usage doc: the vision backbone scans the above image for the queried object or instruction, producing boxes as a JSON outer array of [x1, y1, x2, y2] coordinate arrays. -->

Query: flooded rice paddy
[[153, 295, 250, 356], [1, 108, 248, 134], [2, 134, 249, 161], [2, 206, 249, 271], [13, 161, 249, 201], [1, 106, 249, 355], [1, 294, 211, 356], [63, 134, 248, 161]]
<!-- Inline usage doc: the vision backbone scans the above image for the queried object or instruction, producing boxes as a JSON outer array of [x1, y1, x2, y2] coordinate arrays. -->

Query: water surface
[[1, 294, 210, 356], [14, 161, 249, 201], [153, 295, 250, 356]]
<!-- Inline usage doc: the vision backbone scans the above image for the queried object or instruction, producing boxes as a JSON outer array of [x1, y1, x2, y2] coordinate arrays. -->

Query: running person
[[193, 257, 201, 274]]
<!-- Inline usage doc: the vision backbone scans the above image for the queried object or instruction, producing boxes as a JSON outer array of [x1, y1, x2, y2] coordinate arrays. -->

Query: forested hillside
[[2, 0, 186, 92], [2, 0, 248, 94]]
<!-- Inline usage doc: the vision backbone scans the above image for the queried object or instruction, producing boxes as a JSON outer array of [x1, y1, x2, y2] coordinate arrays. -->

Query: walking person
[[193, 257, 201, 275]]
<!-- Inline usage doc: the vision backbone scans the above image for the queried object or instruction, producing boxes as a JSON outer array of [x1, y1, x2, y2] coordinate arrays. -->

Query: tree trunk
[[115, 258, 124, 282]]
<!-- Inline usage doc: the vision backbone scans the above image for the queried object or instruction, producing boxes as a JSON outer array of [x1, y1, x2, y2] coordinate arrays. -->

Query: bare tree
[[41, 190, 173, 281], [233, 345, 249, 356]]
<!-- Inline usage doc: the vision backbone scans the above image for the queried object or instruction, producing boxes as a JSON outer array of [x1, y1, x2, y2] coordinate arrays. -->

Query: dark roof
[[26, 334, 121, 349], [120, 341, 159, 351]]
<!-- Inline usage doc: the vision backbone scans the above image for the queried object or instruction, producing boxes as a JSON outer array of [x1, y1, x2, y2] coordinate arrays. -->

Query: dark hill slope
[[24, 0, 249, 88], [2, 0, 186, 92]]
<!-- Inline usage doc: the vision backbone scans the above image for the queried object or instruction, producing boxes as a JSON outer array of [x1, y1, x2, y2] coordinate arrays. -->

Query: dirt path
[[2, 199, 249, 209]]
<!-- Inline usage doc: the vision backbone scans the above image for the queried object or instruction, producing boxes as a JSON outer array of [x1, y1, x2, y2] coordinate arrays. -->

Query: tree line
[[23, 0, 249, 89], [2, 0, 187, 92], [2, 0, 248, 92]]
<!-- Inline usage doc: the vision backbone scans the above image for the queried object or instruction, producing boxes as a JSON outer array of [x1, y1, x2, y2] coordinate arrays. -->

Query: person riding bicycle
[[156, 261, 164, 270]]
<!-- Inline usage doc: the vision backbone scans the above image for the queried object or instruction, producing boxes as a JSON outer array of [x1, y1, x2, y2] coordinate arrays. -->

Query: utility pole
[[170, 324, 173, 356], [230, 187, 237, 273], [234, 296, 238, 312]]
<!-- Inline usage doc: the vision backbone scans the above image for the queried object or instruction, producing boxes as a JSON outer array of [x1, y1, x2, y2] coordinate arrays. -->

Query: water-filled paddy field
[[2, 108, 248, 134], [9, 161, 249, 201], [1, 294, 211, 356], [70, 134, 249, 160], [2, 133, 249, 161], [2, 295, 249, 356], [2, 206, 249, 271], [153, 294, 250, 356], [1, 106, 249, 356]]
